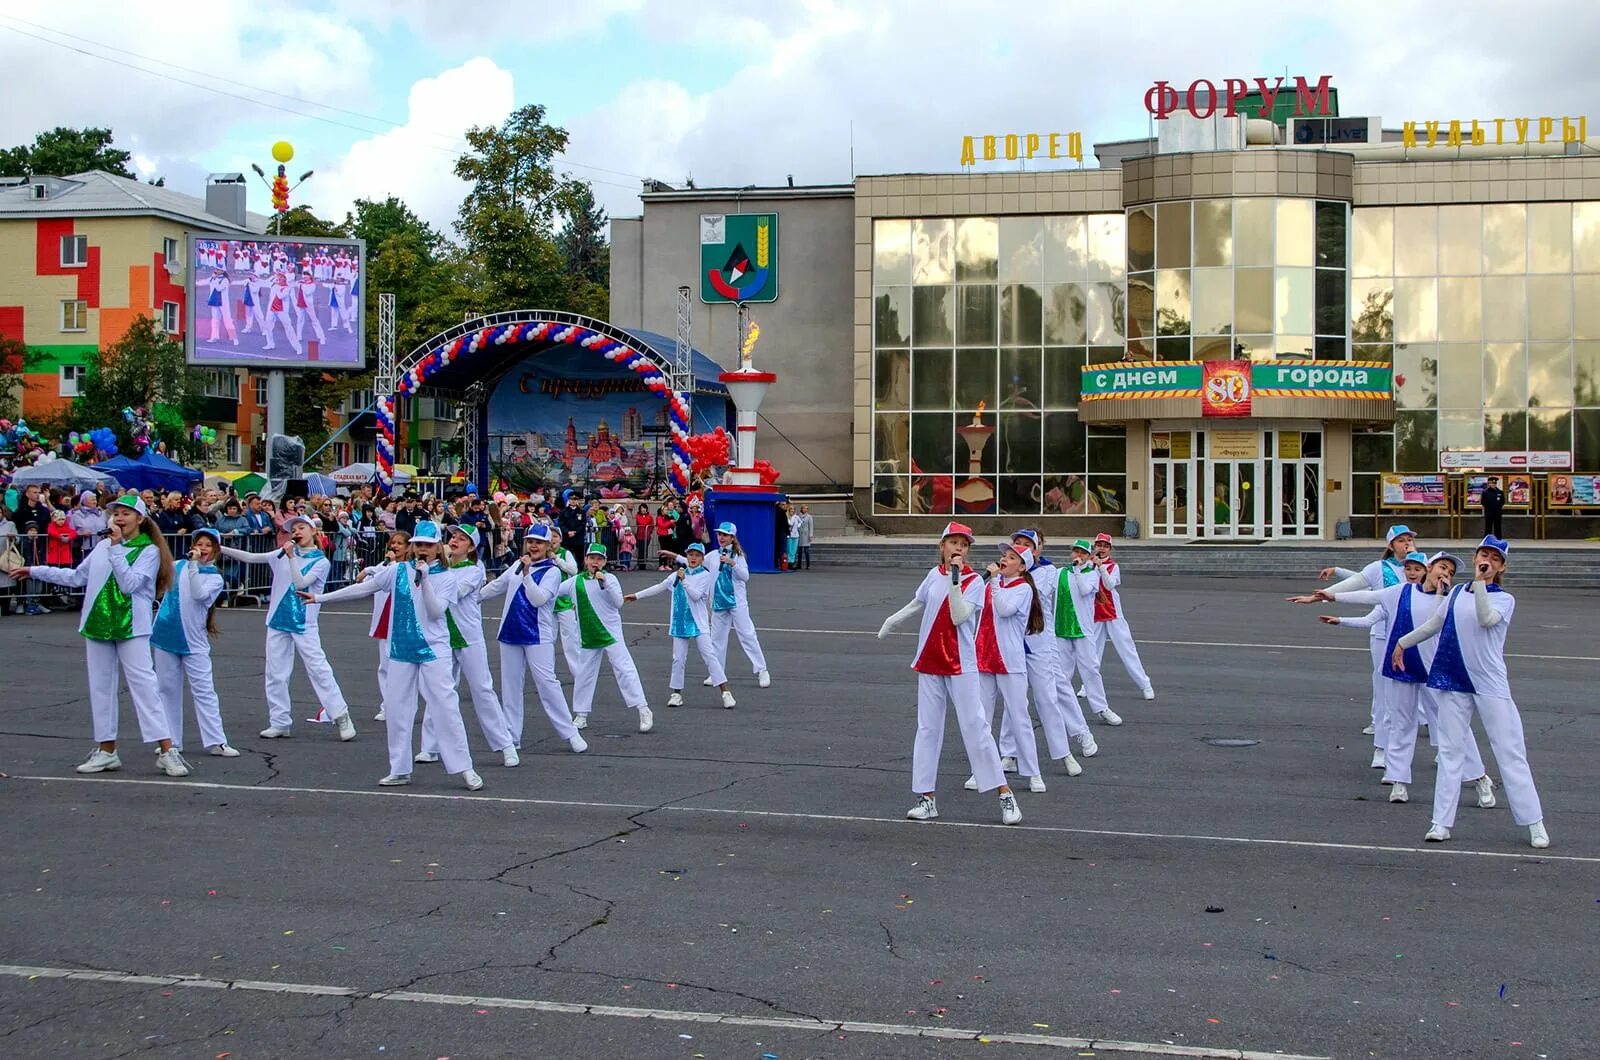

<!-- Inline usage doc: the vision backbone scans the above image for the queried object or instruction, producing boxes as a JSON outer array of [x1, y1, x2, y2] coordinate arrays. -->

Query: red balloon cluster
[[686, 427, 731, 474], [753, 459, 780, 485]]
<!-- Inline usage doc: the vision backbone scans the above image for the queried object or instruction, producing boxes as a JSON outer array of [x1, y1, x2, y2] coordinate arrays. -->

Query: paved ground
[[1, 565, 1596, 1060]]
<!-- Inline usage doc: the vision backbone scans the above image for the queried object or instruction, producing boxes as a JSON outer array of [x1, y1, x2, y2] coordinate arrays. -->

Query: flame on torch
[[741, 320, 761, 364], [972, 400, 986, 425]]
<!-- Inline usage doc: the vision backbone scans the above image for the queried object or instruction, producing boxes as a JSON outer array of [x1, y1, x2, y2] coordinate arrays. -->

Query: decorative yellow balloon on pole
[[271, 141, 294, 164]]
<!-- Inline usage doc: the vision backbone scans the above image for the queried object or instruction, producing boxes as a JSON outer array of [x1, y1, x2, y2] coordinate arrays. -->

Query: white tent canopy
[[330, 462, 411, 485], [9, 458, 116, 489]]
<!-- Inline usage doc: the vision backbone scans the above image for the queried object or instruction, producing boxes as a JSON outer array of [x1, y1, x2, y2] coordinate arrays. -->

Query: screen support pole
[[266, 370, 285, 439]]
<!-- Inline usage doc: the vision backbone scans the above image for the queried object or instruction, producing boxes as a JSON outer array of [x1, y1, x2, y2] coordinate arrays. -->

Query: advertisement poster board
[[1548, 473, 1599, 507], [1381, 473, 1446, 507], [1465, 474, 1534, 508]]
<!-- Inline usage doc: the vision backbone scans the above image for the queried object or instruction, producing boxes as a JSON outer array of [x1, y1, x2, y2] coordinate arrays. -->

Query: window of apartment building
[[334, 443, 350, 466], [253, 375, 268, 407], [60, 299, 88, 332], [226, 433, 240, 464], [204, 368, 240, 400], [355, 442, 372, 464], [60, 234, 88, 267], [162, 301, 181, 334], [162, 237, 180, 262], [59, 363, 87, 397]]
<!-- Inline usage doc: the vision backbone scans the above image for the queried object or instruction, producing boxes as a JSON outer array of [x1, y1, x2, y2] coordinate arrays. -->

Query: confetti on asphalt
[[1207, 1018, 1221, 1024], [1204, 906, 1224, 913], [1109, 989, 1121, 995], [1032, 1023, 1050, 1029], [207, 890, 217, 897], [1500, 984, 1507, 999], [474, 1009, 489, 1015], [1445, 1002, 1460, 1007], [283, 931, 294, 936]]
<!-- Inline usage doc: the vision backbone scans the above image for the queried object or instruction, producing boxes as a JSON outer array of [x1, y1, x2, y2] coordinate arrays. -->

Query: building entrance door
[[1263, 428, 1324, 538], [1205, 457, 1261, 538]]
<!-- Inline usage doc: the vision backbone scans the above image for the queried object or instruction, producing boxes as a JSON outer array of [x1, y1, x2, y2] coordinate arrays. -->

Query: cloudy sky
[[1, 1, 1593, 234]]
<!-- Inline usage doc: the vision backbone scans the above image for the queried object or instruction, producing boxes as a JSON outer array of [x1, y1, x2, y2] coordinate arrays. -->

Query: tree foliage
[[0, 126, 134, 178], [71, 316, 206, 460]]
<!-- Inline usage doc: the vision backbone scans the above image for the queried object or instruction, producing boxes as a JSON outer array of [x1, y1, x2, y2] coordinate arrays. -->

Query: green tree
[[559, 184, 609, 287], [69, 316, 206, 460], [273, 204, 339, 238], [0, 333, 36, 420], [0, 127, 135, 178], [284, 370, 371, 467]]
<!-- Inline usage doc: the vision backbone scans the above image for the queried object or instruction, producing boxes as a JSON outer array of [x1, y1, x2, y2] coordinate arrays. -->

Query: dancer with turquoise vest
[[221, 514, 356, 742], [625, 541, 735, 709], [12, 495, 189, 776], [557, 543, 653, 733], [305, 521, 482, 791], [363, 530, 410, 723], [151, 528, 236, 758], [698, 522, 771, 689], [415, 525, 518, 768]]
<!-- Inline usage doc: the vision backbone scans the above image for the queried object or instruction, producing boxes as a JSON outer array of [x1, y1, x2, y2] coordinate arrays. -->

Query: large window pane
[[1276, 199, 1315, 267], [1044, 283, 1087, 345], [1439, 411, 1483, 451], [1000, 284, 1043, 345], [1483, 410, 1527, 451], [957, 285, 997, 346], [1042, 346, 1085, 408], [956, 217, 999, 282], [911, 348, 953, 407], [998, 217, 1043, 282], [1353, 429, 1393, 473], [1275, 267, 1314, 335], [1528, 275, 1573, 341], [1483, 343, 1527, 406], [1436, 344, 1481, 409], [1127, 206, 1155, 273], [1481, 276, 1526, 341], [955, 347, 997, 410], [1578, 276, 1600, 341], [1156, 202, 1190, 269], [1316, 201, 1346, 268], [1350, 278, 1394, 343], [1126, 272, 1154, 357], [1483, 205, 1526, 274], [1195, 335, 1235, 360], [1529, 202, 1572, 273], [874, 413, 910, 470], [873, 219, 912, 284], [1576, 202, 1600, 272], [874, 287, 910, 346], [1042, 411, 1086, 472], [1042, 216, 1087, 280], [1235, 267, 1273, 333], [1528, 342, 1573, 407], [1393, 344, 1438, 410], [1352, 207, 1393, 277], [911, 286, 954, 345], [1195, 200, 1232, 267], [1315, 269, 1346, 336], [1234, 334, 1272, 361], [1086, 282, 1125, 343], [1192, 268, 1233, 335], [1437, 277, 1482, 343], [912, 219, 955, 284], [873, 475, 908, 514], [959, 411, 998, 476], [1087, 476, 1127, 514], [1393, 277, 1437, 343], [1276, 334, 1315, 359], [998, 476, 1042, 515], [1394, 207, 1437, 276], [874, 349, 910, 409], [998, 411, 1042, 473], [1234, 198, 1273, 266], [1087, 214, 1125, 281], [1000, 348, 1042, 410], [1528, 408, 1571, 452], [910, 412, 955, 475], [1575, 341, 1600, 405], [1438, 205, 1482, 275], [1574, 409, 1600, 468], [1155, 268, 1191, 336], [1087, 430, 1127, 473], [1394, 412, 1437, 471]]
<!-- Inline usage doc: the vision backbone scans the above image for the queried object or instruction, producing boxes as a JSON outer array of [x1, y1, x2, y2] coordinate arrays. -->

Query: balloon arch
[[376, 312, 695, 496]]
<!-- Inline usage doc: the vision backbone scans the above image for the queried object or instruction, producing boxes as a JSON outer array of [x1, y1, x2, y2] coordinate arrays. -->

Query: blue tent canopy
[[98, 450, 204, 493]]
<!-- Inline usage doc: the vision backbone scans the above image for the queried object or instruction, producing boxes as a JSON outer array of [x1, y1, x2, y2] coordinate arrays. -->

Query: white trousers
[[556, 609, 583, 677], [153, 647, 227, 751], [1000, 650, 1080, 759], [913, 672, 1005, 794], [1096, 615, 1152, 692], [376, 637, 389, 690], [980, 672, 1040, 778], [571, 641, 648, 714], [423, 640, 514, 754], [1419, 687, 1486, 780], [1380, 682, 1487, 785], [86, 637, 169, 745], [500, 642, 576, 744], [263, 628, 349, 730], [1056, 631, 1110, 717], [710, 605, 767, 674], [384, 658, 471, 777], [670, 633, 726, 690], [1433, 690, 1543, 828], [1368, 637, 1387, 749]]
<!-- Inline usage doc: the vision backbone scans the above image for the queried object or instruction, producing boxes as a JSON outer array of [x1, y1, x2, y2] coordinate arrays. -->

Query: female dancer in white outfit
[[1008, 530, 1093, 767], [702, 522, 771, 688], [1057, 540, 1118, 727], [151, 528, 236, 758], [877, 522, 1021, 825], [11, 496, 188, 777], [558, 543, 653, 732], [625, 542, 735, 709], [1393, 536, 1549, 848], [965, 543, 1048, 794], [363, 531, 409, 722], [1089, 534, 1155, 700]]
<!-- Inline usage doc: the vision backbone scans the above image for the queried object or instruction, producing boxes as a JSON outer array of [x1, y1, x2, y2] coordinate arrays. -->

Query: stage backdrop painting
[[488, 346, 728, 497]]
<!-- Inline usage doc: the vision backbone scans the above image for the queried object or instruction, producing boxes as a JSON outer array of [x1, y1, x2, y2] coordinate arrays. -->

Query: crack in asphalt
[[0, 984, 154, 1039], [878, 918, 909, 962]]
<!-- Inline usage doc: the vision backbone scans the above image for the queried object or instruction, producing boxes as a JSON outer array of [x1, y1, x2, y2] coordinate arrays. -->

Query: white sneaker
[[1529, 821, 1550, 849], [568, 734, 589, 753], [962, 775, 978, 791], [502, 747, 520, 768], [999, 792, 1022, 825], [1076, 686, 1086, 698], [1389, 783, 1409, 803], [722, 690, 737, 709], [637, 707, 654, 733], [76, 749, 122, 774], [1142, 687, 1155, 701], [906, 794, 939, 821], [1362, 724, 1376, 736], [209, 745, 240, 758], [667, 691, 684, 708], [1062, 754, 1083, 777], [1475, 775, 1496, 809], [259, 726, 291, 739], [1370, 749, 1385, 769], [414, 751, 440, 764], [336, 713, 357, 741], [1077, 734, 1099, 758], [702, 676, 717, 687], [155, 749, 191, 778], [573, 713, 589, 730], [1096, 708, 1123, 726], [378, 773, 411, 787], [374, 710, 386, 722], [1000, 756, 1018, 773], [758, 670, 771, 688], [462, 770, 485, 791], [1028, 775, 1047, 793], [1424, 823, 1450, 842]]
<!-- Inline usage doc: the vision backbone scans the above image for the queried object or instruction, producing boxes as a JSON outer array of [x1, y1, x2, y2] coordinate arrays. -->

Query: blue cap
[[1403, 551, 1428, 565], [410, 520, 441, 544], [1385, 524, 1415, 543], [1477, 535, 1510, 559], [716, 521, 737, 537], [1428, 551, 1462, 570], [192, 527, 221, 547], [1010, 528, 1040, 547], [685, 541, 706, 554], [283, 513, 316, 533], [525, 524, 554, 543]]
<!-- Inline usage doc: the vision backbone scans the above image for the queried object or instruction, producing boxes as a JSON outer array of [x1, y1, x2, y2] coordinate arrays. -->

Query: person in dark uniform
[[1480, 476, 1505, 538]]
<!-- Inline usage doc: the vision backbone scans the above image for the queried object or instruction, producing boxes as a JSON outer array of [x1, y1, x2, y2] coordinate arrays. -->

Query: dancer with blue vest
[[1057, 540, 1119, 728], [1394, 536, 1549, 848], [305, 521, 482, 791], [11, 495, 189, 776], [558, 543, 654, 733], [479, 525, 589, 752], [221, 514, 356, 741], [965, 542, 1048, 794], [1005, 529, 1089, 772], [625, 542, 735, 709], [151, 528, 237, 758], [362, 530, 410, 723], [702, 522, 771, 689], [877, 522, 1020, 825]]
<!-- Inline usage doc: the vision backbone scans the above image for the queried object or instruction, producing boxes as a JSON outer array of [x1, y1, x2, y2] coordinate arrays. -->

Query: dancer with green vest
[[1055, 539, 1119, 728], [12, 495, 189, 776], [550, 543, 582, 678], [557, 543, 654, 733]]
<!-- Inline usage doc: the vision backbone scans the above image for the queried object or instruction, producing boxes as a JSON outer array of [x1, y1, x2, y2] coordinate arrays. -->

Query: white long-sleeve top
[[976, 576, 1031, 675], [1396, 581, 1516, 698], [1332, 583, 1451, 679], [479, 557, 562, 645], [318, 562, 455, 659], [360, 561, 394, 638], [221, 545, 330, 632], [558, 571, 626, 640], [1055, 563, 1101, 639], [1323, 558, 1405, 642], [150, 559, 225, 656], [710, 549, 751, 612], [1092, 560, 1125, 623], [633, 563, 716, 638], [440, 562, 488, 646], [28, 536, 160, 640], [907, 564, 985, 676], [1025, 558, 1061, 659]]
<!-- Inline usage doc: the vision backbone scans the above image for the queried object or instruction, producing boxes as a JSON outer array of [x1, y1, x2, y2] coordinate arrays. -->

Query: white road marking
[[10, 775, 1595, 865], [0, 962, 1329, 1060]]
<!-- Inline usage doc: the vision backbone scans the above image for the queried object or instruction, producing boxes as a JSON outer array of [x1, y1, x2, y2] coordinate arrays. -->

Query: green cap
[[1071, 538, 1093, 553], [585, 542, 608, 557]]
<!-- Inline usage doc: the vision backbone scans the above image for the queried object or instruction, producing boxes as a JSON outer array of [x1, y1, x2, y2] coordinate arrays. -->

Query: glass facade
[[871, 215, 1128, 516], [1349, 202, 1600, 513]]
